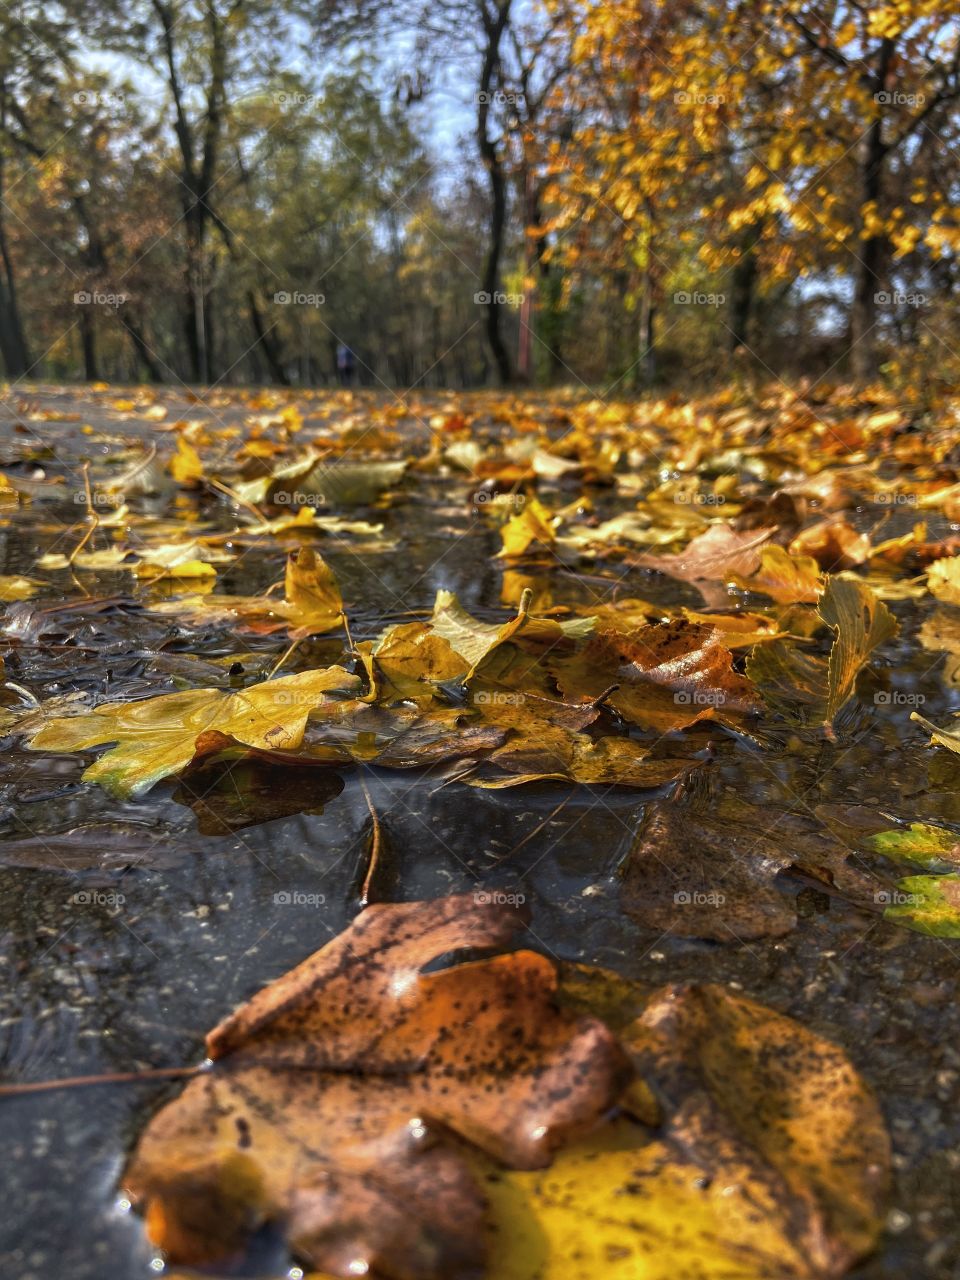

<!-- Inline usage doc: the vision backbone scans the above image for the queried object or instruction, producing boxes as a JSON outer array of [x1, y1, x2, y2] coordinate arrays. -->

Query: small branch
[[0, 1063, 203, 1098]]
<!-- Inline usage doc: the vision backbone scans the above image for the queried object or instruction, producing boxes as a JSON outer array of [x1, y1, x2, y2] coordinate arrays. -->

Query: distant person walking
[[336, 343, 356, 387]]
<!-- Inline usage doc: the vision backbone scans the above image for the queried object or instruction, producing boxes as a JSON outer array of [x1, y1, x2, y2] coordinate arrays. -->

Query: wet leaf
[[18, 666, 360, 798], [882, 874, 960, 936], [621, 792, 879, 940], [869, 822, 960, 870], [553, 620, 761, 734], [0, 573, 44, 601], [284, 546, 345, 638], [748, 577, 897, 728], [483, 983, 889, 1280], [730, 543, 823, 604], [632, 523, 775, 585], [124, 894, 632, 1279]]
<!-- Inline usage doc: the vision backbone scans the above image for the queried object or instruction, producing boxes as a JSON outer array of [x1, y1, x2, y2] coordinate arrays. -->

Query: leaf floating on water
[[748, 576, 897, 729], [620, 793, 879, 940], [123, 894, 632, 1280], [869, 822, 960, 870], [553, 620, 761, 735], [0, 573, 44, 602], [482, 981, 889, 1280], [882, 874, 960, 936], [17, 666, 360, 798]]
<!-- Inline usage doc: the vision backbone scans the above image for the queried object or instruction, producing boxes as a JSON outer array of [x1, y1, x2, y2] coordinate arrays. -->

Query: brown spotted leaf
[[124, 894, 633, 1280], [552, 620, 761, 735]]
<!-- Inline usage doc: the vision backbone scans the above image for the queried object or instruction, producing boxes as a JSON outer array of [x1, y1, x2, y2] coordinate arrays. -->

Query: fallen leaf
[[18, 666, 360, 798], [620, 792, 879, 939], [553, 620, 761, 734], [748, 577, 897, 728], [882, 874, 960, 936], [124, 895, 632, 1279], [483, 982, 889, 1280]]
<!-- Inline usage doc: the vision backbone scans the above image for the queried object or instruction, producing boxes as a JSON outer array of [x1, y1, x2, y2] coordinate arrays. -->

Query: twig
[[267, 636, 303, 678], [67, 463, 100, 565], [206, 476, 268, 528], [358, 774, 387, 907], [0, 1063, 204, 1098]]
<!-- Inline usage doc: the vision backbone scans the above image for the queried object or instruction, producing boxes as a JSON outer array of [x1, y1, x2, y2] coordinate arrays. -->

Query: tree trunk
[[477, 1, 513, 386], [729, 237, 758, 352], [851, 39, 894, 383], [79, 307, 98, 381], [637, 271, 656, 387], [246, 289, 288, 386], [0, 158, 29, 377]]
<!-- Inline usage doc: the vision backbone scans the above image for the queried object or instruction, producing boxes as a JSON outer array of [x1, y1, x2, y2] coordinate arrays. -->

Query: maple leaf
[[484, 983, 889, 1279], [748, 577, 897, 729], [17, 666, 360, 798], [552, 620, 761, 735], [124, 895, 632, 1279]]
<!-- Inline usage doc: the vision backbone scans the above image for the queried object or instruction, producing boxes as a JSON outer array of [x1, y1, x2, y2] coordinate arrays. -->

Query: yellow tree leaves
[[20, 666, 360, 798]]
